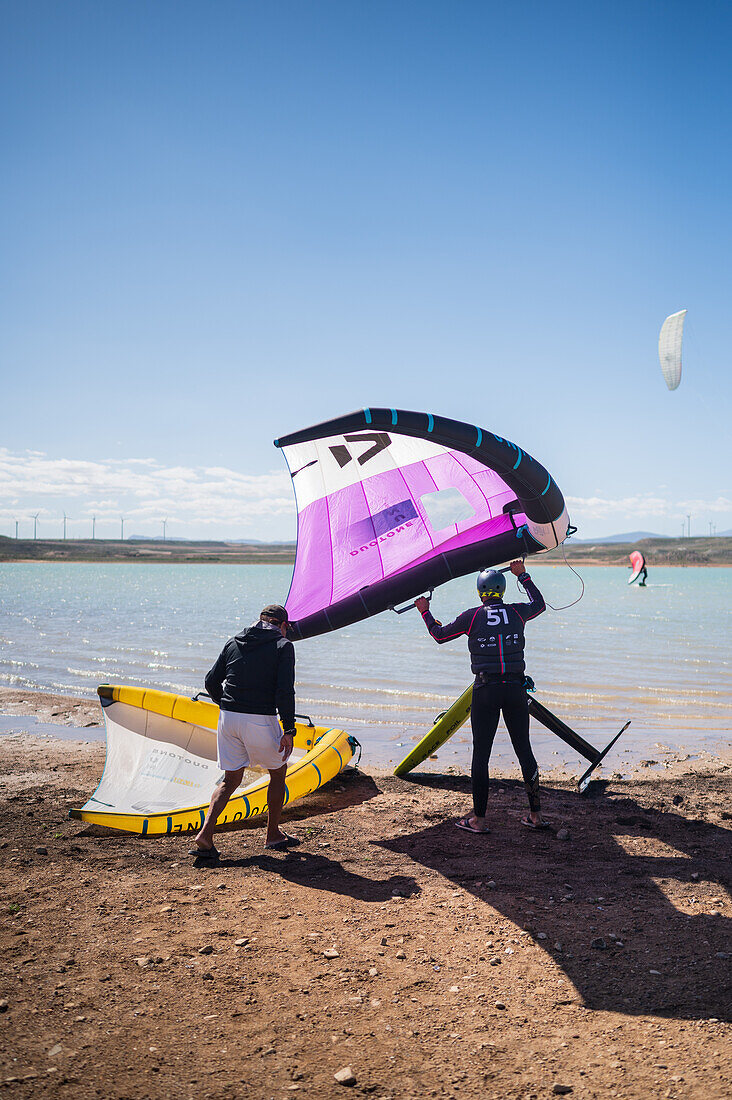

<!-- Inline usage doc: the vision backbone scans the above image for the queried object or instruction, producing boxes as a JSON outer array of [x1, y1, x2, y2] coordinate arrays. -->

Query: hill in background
[[1, 535, 729, 567], [573, 530, 664, 543], [0, 537, 296, 564], [542, 535, 731, 567]]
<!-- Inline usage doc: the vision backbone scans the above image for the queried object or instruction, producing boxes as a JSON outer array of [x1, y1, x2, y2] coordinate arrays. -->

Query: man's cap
[[260, 604, 289, 624]]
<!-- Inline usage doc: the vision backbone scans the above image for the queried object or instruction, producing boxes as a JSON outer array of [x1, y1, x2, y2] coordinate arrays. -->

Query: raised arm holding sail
[[416, 560, 549, 834]]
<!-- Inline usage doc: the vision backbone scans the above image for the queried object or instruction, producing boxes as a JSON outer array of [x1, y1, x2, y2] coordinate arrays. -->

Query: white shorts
[[217, 710, 286, 772]]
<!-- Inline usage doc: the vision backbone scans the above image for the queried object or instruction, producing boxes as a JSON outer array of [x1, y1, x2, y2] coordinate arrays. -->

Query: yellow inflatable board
[[393, 684, 473, 776], [71, 685, 356, 835]]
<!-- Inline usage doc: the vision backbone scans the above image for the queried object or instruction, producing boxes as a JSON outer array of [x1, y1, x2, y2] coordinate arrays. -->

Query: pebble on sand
[[323, 948, 340, 959], [557, 829, 570, 841], [553, 1087, 573, 1096], [198, 945, 215, 956], [0, 1000, 8, 1013], [334, 1066, 357, 1086]]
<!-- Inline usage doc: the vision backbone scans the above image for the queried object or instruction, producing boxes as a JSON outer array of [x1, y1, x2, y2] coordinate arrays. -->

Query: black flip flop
[[264, 833, 301, 850], [188, 844, 220, 860], [521, 817, 551, 831], [455, 816, 490, 835]]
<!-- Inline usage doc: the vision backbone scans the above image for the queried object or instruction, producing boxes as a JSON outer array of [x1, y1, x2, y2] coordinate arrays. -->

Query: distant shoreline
[[1, 535, 730, 566]]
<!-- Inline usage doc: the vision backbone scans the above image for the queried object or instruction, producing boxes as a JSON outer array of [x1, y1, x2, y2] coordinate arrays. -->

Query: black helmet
[[477, 569, 506, 600]]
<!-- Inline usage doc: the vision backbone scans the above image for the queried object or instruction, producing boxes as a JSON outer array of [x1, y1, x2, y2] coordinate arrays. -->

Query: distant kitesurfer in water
[[628, 551, 648, 587], [415, 560, 548, 834], [192, 604, 299, 860]]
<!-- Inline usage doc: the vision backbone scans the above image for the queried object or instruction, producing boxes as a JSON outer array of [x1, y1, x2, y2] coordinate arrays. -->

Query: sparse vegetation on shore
[[541, 535, 731, 567], [1, 535, 729, 566], [0, 537, 296, 565]]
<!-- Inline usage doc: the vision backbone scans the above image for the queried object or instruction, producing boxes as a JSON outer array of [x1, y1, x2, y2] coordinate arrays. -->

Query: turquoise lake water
[[0, 563, 729, 774]]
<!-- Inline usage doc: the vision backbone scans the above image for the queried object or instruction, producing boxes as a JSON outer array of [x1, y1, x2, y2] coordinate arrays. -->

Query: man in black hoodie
[[192, 604, 297, 858]]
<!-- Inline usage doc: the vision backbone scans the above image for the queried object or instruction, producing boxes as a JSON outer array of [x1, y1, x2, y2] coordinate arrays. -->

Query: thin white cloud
[[0, 449, 293, 530], [676, 496, 732, 515], [566, 493, 732, 522], [566, 494, 669, 520], [1, 449, 729, 539]]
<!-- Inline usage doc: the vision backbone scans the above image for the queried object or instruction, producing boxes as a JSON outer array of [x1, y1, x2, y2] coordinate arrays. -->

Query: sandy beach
[[1, 689, 730, 1100]]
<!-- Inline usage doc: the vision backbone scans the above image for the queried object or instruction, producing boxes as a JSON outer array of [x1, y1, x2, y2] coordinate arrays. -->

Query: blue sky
[[1, 0, 730, 541]]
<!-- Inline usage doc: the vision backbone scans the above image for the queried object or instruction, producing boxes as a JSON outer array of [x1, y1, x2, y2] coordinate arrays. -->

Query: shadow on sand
[[377, 773, 732, 1022], [218, 846, 419, 903]]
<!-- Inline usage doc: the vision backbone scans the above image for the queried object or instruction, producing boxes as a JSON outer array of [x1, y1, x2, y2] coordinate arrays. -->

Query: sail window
[[420, 487, 475, 533]]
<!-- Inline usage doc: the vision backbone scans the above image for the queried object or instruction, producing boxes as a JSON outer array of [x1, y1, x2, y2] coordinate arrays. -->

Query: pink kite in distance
[[628, 551, 648, 586]]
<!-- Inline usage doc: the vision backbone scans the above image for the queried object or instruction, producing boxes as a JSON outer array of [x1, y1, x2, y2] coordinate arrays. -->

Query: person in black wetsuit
[[415, 560, 548, 834]]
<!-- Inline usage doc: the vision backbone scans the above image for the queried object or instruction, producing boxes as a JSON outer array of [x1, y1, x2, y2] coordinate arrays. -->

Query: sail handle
[[389, 589, 434, 615], [390, 565, 513, 615]]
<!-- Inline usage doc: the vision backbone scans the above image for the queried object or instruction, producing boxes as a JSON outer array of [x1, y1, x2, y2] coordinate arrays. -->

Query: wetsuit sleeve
[[204, 646, 228, 706], [511, 572, 546, 622], [275, 640, 296, 732], [420, 608, 476, 644]]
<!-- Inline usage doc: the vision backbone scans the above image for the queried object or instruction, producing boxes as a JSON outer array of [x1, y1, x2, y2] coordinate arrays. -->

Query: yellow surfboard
[[393, 684, 473, 776], [71, 685, 357, 835]]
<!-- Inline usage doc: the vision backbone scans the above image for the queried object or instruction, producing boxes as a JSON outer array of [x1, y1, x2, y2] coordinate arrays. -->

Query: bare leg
[[195, 768, 244, 850], [265, 764, 288, 844]]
